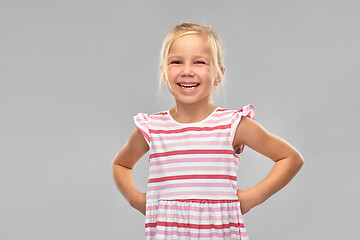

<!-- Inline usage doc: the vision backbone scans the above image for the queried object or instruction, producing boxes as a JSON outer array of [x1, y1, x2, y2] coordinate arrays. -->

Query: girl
[[111, 23, 304, 239]]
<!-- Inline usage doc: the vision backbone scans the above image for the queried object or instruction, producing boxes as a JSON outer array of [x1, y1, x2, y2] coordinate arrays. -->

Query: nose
[[181, 63, 194, 77]]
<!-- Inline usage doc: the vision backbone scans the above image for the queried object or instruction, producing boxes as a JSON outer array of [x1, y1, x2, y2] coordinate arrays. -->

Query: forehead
[[168, 34, 211, 57]]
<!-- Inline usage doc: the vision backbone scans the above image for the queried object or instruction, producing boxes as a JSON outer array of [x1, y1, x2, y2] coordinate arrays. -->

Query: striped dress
[[134, 104, 255, 240]]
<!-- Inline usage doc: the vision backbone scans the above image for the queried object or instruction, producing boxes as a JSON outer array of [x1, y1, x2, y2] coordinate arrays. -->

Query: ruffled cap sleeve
[[134, 113, 150, 146], [230, 104, 256, 154]]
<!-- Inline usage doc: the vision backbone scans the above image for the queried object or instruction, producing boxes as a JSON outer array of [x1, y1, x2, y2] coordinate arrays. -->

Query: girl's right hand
[[130, 192, 147, 216]]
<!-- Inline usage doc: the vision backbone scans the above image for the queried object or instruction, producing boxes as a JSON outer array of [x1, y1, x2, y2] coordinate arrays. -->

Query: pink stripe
[[148, 174, 237, 183], [149, 124, 231, 134], [201, 119, 228, 124], [212, 111, 234, 118], [216, 108, 230, 112], [150, 115, 170, 120], [146, 191, 236, 199], [153, 112, 168, 115], [149, 122, 179, 128], [150, 149, 236, 159], [149, 157, 238, 167], [150, 118, 228, 128], [146, 202, 240, 212], [163, 199, 239, 203], [150, 132, 230, 141], [150, 165, 236, 175], [147, 182, 237, 191], [151, 141, 231, 150], [146, 212, 242, 221], [146, 221, 244, 229]]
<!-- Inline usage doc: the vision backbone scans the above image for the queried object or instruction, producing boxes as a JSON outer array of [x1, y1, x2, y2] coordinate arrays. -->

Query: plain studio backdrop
[[1, 0, 359, 239]]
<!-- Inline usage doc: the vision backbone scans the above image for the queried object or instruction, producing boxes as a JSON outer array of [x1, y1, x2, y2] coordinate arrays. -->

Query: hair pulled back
[[159, 23, 225, 91]]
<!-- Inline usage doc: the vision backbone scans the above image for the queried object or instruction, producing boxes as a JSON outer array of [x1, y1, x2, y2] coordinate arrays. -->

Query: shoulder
[[217, 104, 255, 119], [135, 110, 169, 118], [150, 110, 169, 118], [212, 107, 237, 119], [134, 110, 169, 123], [229, 104, 256, 149], [233, 104, 256, 120], [133, 110, 170, 141]]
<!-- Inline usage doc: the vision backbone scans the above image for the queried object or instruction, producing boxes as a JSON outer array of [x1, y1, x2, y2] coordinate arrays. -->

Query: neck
[[170, 100, 217, 124]]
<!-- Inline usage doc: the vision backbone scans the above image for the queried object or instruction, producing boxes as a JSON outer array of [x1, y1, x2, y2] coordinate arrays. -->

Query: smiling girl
[[111, 23, 304, 239]]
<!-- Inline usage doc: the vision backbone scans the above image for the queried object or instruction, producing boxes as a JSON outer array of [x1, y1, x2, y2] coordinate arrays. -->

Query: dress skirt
[[145, 199, 249, 240]]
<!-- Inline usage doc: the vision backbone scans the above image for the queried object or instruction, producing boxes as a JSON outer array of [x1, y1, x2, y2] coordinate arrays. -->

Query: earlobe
[[214, 66, 225, 86], [214, 79, 222, 86]]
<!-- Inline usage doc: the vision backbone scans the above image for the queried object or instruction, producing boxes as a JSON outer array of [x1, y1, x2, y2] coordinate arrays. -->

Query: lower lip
[[177, 84, 199, 93]]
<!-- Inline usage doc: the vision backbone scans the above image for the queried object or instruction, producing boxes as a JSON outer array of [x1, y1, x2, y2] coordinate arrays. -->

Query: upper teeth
[[180, 83, 198, 87]]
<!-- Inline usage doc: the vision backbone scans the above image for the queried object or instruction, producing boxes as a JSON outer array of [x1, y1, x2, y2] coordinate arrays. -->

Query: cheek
[[200, 70, 215, 83], [166, 68, 178, 81]]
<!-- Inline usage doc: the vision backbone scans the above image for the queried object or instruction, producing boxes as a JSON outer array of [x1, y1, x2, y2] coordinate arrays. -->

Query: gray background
[[1, 0, 359, 239]]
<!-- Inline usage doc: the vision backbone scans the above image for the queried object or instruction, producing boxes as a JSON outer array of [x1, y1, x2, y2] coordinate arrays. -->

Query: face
[[163, 34, 221, 106]]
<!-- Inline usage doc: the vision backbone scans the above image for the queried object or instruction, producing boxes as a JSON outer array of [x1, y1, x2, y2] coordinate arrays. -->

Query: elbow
[[110, 162, 116, 175], [110, 160, 121, 175], [293, 152, 304, 170]]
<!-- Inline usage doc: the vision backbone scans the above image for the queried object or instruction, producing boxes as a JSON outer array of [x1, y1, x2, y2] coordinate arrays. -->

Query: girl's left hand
[[236, 189, 260, 215], [130, 192, 147, 216]]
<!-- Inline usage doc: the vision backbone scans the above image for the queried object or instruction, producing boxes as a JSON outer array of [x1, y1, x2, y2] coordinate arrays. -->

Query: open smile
[[177, 83, 200, 89]]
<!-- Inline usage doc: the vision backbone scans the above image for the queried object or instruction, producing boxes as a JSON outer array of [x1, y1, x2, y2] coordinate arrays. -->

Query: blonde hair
[[158, 23, 225, 93]]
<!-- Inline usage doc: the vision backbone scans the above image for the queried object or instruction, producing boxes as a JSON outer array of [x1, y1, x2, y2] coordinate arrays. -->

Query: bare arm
[[233, 116, 304, 214], [111, 127, 149, 215]]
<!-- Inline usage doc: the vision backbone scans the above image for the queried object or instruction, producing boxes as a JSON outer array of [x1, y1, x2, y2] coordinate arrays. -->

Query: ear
[[220, 65, 225, 76], [214, 65, 225, 86], [160, 65, 167, 82]]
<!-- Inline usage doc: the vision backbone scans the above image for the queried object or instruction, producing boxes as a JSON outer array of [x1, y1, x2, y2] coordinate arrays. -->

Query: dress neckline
[[167, 107, 220, 125]]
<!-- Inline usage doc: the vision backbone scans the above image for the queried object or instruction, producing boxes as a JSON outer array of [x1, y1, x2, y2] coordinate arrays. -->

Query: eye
[[195, 61, 206, 64], [169, 60, 181, 64]]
